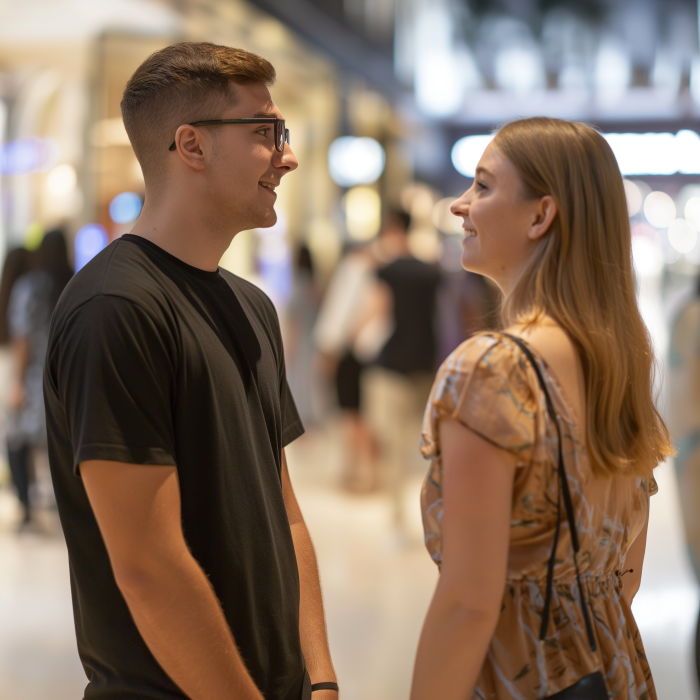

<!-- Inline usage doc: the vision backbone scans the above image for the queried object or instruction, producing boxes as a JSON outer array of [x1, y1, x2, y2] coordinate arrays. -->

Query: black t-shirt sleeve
[[261, 292, 304, 447], [53, 295, 177, 473], [280, 374, 304, 447]]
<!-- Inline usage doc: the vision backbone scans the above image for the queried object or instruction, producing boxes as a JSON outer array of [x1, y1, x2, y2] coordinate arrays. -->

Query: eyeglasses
[[168, 118, 290, 152]]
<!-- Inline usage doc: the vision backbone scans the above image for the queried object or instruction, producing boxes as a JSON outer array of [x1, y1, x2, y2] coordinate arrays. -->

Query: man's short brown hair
[[121, 42, 276, 182]]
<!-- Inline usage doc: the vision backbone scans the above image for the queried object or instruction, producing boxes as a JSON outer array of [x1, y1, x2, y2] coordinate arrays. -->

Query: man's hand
[[81, 460, 263, 700]]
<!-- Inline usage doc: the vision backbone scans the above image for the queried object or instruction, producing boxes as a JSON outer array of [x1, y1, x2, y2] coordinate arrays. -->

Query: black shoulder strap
[[503, 333, 597, 652]]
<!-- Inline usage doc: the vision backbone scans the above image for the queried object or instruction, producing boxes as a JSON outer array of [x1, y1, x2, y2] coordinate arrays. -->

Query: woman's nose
[[450, 194, 469, 217]]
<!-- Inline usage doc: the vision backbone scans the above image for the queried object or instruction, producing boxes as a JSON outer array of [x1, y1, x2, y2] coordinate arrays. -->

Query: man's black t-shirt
[[376, 257, 442, 375], [44, 234, 307, 700]]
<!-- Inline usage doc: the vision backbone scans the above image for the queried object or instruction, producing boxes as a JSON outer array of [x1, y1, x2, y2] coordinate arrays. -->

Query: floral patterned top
[[420, 332, 657, 700]]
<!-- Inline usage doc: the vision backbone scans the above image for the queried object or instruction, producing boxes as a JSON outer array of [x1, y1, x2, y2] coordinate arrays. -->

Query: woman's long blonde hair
[[494, 117, 673, 478]]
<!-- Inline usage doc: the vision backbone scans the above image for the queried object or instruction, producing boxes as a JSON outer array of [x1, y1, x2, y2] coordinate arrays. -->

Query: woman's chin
[[461, 247, 481, 274]]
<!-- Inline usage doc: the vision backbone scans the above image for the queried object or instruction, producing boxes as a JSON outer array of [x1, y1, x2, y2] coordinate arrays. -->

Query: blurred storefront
[[0, 0, 416, 299]]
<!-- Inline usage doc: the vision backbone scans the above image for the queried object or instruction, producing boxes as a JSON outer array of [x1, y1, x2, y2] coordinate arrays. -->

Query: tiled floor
[[0, 420, 697, 700]]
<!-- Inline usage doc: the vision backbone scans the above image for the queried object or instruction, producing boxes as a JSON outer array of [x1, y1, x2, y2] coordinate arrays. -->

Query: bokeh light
[[75, 224, 108, 271], [631, 226, 664, 277], [685, 197, 700, 230], [256, 212, 292, 306], [451, 135, 494, 178], [668, 218, 697, 254], [644, 191, 676, 228], [45, 164, 77, 197], [0, 137, 60, 175], [343, 186, 381, 241], [328, 137, 385, 187], [623, 180, 642, 216], [109, 192, 142, 224]]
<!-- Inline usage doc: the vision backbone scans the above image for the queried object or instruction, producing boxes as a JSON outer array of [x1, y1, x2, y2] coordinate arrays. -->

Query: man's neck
[[129, 193, 239, 272]]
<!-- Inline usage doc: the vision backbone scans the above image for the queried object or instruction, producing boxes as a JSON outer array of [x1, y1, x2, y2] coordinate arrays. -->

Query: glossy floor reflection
[[0, 422, 697, 700]]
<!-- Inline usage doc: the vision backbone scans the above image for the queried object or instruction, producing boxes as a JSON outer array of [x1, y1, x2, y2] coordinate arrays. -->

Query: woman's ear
[[527, 195, 557, 241]]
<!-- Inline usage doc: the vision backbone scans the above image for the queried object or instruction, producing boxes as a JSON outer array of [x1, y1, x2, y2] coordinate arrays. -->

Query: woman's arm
[[410, 419, 517, 700], [621, 517, 649, 606]]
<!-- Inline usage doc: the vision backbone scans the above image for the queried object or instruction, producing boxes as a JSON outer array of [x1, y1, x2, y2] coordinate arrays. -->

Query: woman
[[410, 118, 673, 699]]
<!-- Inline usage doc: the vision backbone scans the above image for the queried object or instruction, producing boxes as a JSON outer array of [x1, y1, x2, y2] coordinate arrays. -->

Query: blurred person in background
[[4, 230, 72, 531], [313, 240, 387, 492], [44, 43, 337, 700], [0, 246, 35, 525], [667, 281, 700, 687], [286, 244, 320, 428], [0, 247, 34, 345], [361, 210, 441, 530], [411, 118, 672, 700]]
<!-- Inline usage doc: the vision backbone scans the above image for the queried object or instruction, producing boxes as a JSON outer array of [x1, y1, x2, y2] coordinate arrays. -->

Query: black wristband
[[311, 681, 339, 692]]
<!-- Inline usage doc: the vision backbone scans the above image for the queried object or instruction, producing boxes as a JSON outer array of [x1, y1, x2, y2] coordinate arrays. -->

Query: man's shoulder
[[53, 238, 171, 330]]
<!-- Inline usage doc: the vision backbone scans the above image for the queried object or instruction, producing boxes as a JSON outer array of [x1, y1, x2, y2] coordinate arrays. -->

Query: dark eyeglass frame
[[168, 118, 290, 152]]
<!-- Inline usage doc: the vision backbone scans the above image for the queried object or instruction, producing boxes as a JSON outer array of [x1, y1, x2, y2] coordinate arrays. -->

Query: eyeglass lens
[[275, 121, 290, 152]]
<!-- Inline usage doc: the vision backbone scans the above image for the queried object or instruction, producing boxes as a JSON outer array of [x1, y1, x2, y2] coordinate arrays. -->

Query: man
[[361, 211, 442, 530], [44, 42, 337, 700]]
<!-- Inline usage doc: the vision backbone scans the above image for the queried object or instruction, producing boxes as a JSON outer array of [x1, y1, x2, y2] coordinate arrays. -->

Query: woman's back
[[420, 331, 656, 698]]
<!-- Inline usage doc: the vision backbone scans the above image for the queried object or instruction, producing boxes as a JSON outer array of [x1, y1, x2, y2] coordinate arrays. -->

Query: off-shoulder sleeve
[[420, 334, 540, 465]]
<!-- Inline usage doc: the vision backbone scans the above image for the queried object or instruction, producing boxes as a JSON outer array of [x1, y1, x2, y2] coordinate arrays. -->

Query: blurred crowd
[[285, 207, 499, 526]]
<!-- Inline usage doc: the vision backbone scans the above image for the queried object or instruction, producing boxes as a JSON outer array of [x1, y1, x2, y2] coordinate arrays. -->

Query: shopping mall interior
[[1, 0, 700, 698]]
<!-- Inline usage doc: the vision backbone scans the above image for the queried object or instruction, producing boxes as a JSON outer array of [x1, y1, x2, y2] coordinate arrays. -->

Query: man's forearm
[[290, 520, 337, 695], [117, 549, 262, 700]]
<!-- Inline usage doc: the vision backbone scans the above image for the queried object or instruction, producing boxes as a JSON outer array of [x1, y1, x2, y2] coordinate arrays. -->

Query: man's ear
[[172, 125, 208, 172], [527, 195, 557, 241]]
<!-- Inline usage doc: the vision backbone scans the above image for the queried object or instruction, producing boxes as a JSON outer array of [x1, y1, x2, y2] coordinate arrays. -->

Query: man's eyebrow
[[253, 110, 280, 118]]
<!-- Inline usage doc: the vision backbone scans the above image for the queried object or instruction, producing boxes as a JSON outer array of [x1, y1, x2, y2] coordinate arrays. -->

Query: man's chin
[[253, 207, 278, 230]]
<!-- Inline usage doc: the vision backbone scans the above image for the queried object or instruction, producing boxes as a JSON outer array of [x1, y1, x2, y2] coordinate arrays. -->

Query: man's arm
[[81, 460, 263, 700], [281, 450, 338, 698]]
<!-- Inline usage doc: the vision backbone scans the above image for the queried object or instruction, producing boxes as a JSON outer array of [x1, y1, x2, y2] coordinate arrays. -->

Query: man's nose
[[276, 145, 299, 174]]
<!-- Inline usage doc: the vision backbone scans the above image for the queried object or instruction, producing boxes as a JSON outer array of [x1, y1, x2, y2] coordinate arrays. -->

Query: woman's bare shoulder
[[506, 318, 586, 425]]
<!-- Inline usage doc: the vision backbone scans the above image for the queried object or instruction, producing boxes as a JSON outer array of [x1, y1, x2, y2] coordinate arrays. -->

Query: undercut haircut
[[121, 42, 276, 183]]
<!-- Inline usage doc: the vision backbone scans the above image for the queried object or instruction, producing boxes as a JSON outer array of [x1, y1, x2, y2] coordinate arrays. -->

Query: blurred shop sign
[[0, 138, 59, 175], [452, 130, 700, 178], [75, 224, 108, 271], [605, 131, 700, 176], [328, 137, 385, 187]]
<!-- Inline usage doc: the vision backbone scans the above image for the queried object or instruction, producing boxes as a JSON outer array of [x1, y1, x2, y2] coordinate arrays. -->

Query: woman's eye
[[476, 181, 487, 190]]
